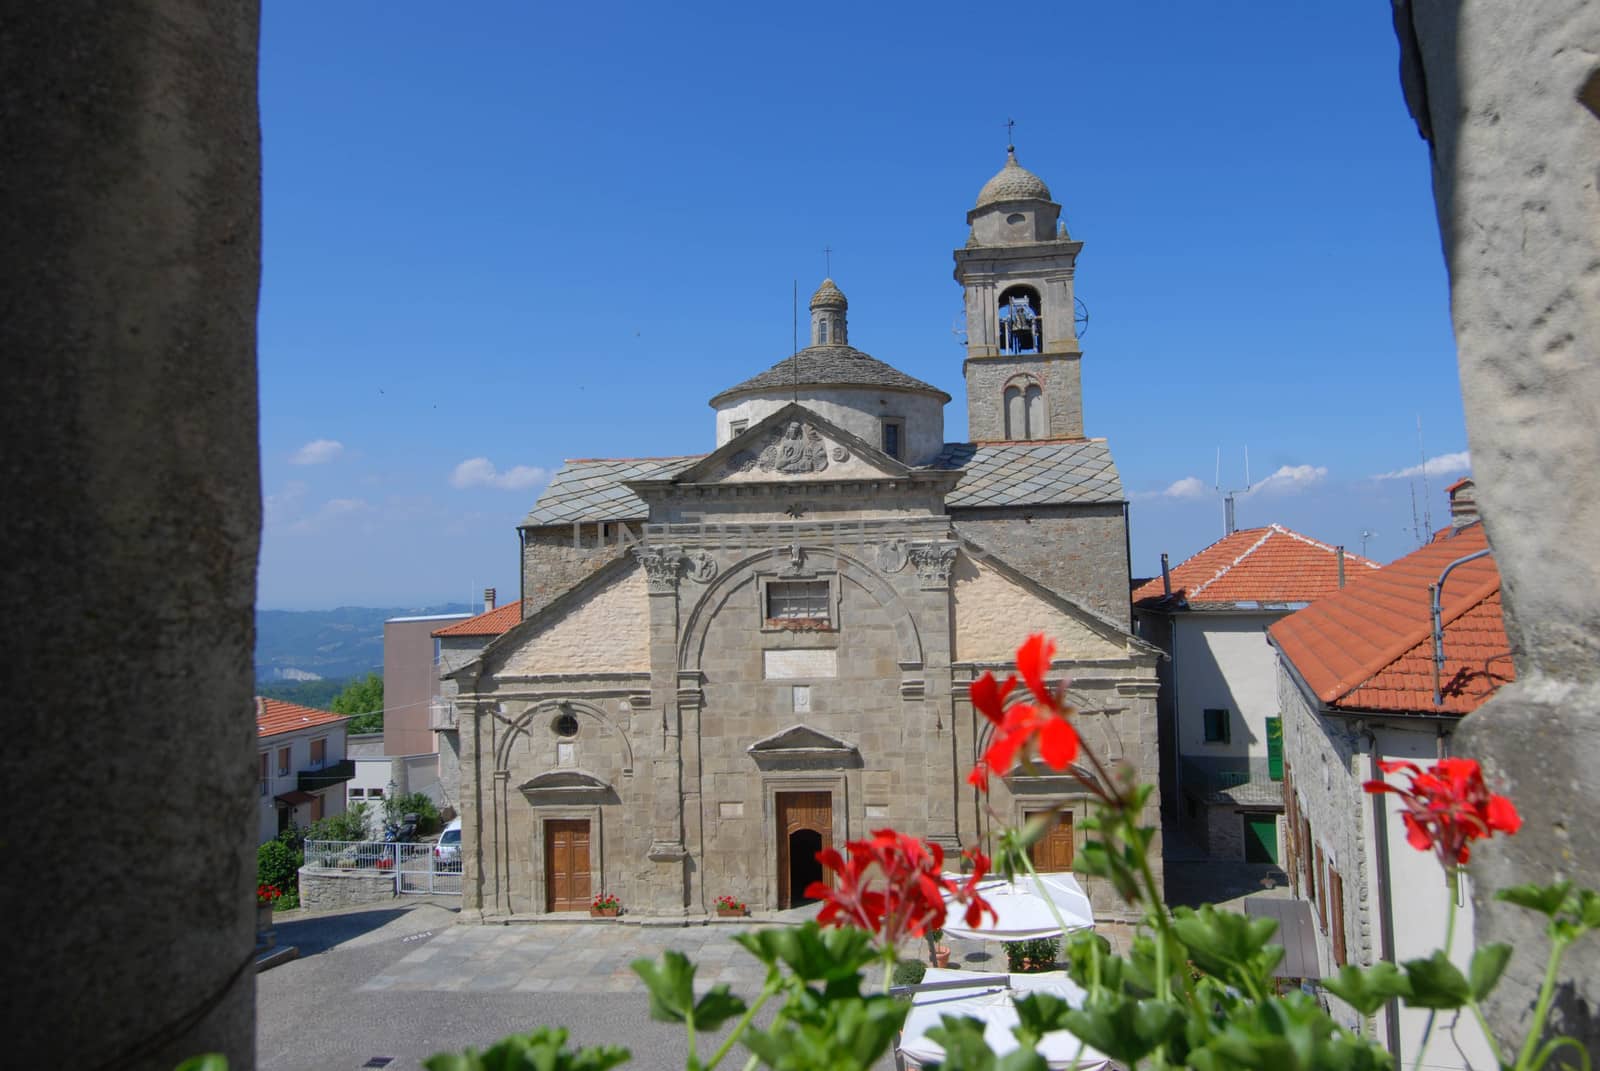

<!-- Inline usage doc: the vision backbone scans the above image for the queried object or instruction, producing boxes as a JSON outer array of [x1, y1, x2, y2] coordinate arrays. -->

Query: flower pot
[[932, 946, 951, 968], [256, 902, 275, 934], [716, 907, 745, 918], [590, 906, 619, 918]]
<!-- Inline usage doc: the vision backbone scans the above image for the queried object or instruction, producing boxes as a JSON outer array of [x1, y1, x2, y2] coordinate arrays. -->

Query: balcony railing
[[298, 758, 355, 792]]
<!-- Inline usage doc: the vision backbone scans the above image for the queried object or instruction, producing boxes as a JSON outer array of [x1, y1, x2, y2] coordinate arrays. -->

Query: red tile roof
[[1132, 524, 1380, 609], [432, 600, 522, 637], [255, 697, 348, 738], [1269, 523, 1512, 715]]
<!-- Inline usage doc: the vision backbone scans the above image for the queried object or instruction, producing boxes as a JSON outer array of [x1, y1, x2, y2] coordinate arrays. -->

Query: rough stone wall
[[297, 867, 397, 912], [497, 566, 649, 676], [1279, 667, 1373, 1023], [520, 523, 639, 616], [962, 354, 1084, 441], [1205, 806, 1246, 861], [951, 556, 1125, 663], [953, 503, 1129, 624], [1399, 1, 1600, 1050], [0, 4, 262, 1067]]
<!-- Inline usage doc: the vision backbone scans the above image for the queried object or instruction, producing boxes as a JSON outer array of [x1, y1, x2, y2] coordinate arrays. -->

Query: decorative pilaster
[[634, 544, 684, 593], [907, 541, 959, 589]]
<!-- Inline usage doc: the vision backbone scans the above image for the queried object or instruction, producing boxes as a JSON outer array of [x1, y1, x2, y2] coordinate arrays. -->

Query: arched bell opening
[[998, 284, 1043, 354]]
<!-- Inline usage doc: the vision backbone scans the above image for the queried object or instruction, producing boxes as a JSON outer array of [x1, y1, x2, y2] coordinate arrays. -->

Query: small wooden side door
[[545, 819, 592, 912], [1026, 810, 1075, 872], [776, 792, 832, 908]]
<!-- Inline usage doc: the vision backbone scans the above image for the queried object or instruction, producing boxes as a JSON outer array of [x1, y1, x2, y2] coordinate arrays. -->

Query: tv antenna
[[1360, 529, 1377, 556], [1216, 446, 1252, 535], [1415, 415, 1434, 536]]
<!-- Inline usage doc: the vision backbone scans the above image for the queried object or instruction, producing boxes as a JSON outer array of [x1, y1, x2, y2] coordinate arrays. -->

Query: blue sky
[[257, 3, 1470, 610]]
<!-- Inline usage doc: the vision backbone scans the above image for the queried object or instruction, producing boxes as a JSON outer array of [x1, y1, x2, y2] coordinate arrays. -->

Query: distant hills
[[255, 603, 471, 685]]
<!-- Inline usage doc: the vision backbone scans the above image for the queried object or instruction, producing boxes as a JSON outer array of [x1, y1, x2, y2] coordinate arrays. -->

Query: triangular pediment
[[748, 723, 858, 754], [671, 404, 912, 485]]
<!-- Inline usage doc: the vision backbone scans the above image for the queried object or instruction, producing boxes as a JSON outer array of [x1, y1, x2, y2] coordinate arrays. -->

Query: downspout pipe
[[1430, 548, 1491, 706], [1359, 722, 1402, 1056]]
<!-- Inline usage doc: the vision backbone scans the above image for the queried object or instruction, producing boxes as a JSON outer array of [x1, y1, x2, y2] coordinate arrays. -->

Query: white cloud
[[450, 457, 551, 491], [288, 497, 372, 533], [1371, 450, 1471, 481], [1243, 464, 1328, 497], [289, 439, 344, 465], [1131, 475, 1211, 501], [264, 480, 308, 527]]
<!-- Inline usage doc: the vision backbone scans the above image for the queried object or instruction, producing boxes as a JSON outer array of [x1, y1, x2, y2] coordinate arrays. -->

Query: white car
[[433, 818, 461, 870]]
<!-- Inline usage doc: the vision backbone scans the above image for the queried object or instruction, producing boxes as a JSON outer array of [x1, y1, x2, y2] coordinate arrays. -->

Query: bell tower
[[954, 146, 1086, 441]]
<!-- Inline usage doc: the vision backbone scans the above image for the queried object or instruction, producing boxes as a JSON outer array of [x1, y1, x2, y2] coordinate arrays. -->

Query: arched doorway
[[788, 829, 824, 905], [775, 791, 832, 908]]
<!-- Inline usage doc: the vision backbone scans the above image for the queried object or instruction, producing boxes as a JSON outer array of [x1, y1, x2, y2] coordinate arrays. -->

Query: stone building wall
[[962, 354, 1083, 441], [519, 523, 640, 616], [953, 503, 1129, 623], [297, 866, 396, 912]]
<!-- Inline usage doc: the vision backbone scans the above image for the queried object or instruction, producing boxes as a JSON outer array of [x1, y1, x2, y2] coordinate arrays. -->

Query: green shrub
[[257, 838, 301, 908], [391, 791, 441, 834], [891, 959, 927, 988], [308, 801, 372, 842], [1002, 936, 1060, 973]]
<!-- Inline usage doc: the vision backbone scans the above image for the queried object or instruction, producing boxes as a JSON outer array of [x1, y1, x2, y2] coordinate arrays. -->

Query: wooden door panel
[[1026, 811, 1074, 872], [776, 792, 833, 908], [545, 819, 592, 912]]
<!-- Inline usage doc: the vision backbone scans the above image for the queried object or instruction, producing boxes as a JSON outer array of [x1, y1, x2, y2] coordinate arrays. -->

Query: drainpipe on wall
[[1430, 548, 1492, 706]]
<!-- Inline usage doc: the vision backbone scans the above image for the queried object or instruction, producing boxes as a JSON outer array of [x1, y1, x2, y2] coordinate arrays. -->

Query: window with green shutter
[[1266, 716, 1284, 781]]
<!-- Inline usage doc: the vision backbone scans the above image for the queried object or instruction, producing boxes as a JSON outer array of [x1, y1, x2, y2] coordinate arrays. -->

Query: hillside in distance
[[255, 603, 470, 683]]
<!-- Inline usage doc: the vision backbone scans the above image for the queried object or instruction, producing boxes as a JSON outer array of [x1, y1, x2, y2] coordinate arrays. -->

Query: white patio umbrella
[[897, 967, 1112, 1071], [940, 871, 1094, 942]]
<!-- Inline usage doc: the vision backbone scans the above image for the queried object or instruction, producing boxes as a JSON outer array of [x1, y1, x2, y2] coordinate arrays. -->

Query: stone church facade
[[445, 150, 1161, 923]]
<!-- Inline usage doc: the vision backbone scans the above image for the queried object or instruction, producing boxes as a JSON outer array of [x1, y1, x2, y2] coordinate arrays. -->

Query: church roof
[[521, 439, 1125, 527], [708, 345, 951, 405], [975, 149, 1053, 209], [521, 456, 698, 526], [932, 439, 1123, 507]]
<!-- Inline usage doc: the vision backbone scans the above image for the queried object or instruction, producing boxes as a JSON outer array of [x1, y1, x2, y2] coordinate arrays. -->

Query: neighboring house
[[1132, 524, 1378, 862], [432, 591, 522, 811], [254, 697, 354, 843], [444, 150, 1165, 922], [1269, 482, 1510, 1068], [382, 610, 468, 758]]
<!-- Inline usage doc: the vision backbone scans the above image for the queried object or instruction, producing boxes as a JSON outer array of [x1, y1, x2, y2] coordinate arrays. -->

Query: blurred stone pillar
[[1396, 0, 1600, 1052], [0, 3, 262, 1068]]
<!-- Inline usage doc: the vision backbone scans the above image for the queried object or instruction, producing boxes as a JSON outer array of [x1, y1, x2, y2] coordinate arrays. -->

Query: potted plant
[[255, 884, 282, 933], [928, 926, 950, 968], [590, 892, 621, 918], [714, 895, 747, 918]]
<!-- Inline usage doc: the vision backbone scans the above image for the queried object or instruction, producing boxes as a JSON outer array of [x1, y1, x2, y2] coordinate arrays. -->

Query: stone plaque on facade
[[792, 685, 811, 713], [762, 648, 838, 680]]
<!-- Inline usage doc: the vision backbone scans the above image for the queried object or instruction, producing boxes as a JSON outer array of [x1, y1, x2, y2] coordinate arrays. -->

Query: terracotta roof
[[1133, 524, 1380, 610], [255, 697, 347, 739], [1269, 523, 1512, 715], [433, 600, 522, 637]]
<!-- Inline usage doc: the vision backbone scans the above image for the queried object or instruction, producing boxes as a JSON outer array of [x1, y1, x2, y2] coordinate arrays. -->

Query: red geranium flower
[[967, 634, 1078, 789], [806, 829, 995, 951], [1363, 757, 1522, 867]]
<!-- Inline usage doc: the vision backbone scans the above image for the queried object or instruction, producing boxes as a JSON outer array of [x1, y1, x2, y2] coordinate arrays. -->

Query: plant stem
[[1466, 999, 1507, 1069], [703, 979, 779, 1071], [1514, 935, 1571, 1071], [1413, 869, 1461, 1071]]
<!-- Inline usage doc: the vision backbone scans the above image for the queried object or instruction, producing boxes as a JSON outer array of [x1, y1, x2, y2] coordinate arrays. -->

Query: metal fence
[[303, 840, 461, 896]]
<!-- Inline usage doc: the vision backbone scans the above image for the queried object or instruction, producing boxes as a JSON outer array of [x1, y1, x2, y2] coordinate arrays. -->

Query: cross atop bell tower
[[954, 145, 1086, 441]]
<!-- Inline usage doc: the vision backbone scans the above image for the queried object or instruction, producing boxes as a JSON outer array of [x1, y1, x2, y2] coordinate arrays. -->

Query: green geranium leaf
[[692, 984, 748, 1032], [1011, 992, 1073, 1046], [743, 993, 906, 1071], [173, 1057, 229, 1071], [423, 1027, 631, 1071], [1171, 905, 1283, 988], [1576, 889, 1600, 930], [1402, 950, 1470, 1010], [1059, 994, 1183, 1063], [1322, 962, 1412, 1017], [1468, 943, 1512, 1001], [1495, 881, 1572, 918], [631, 951, 697, 1023], [924, 1015, 996, 1071]]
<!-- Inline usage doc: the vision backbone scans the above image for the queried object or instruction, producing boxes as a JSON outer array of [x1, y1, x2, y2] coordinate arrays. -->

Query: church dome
[[975, 149, 1053, 208], [809, 278, 847, 310]]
